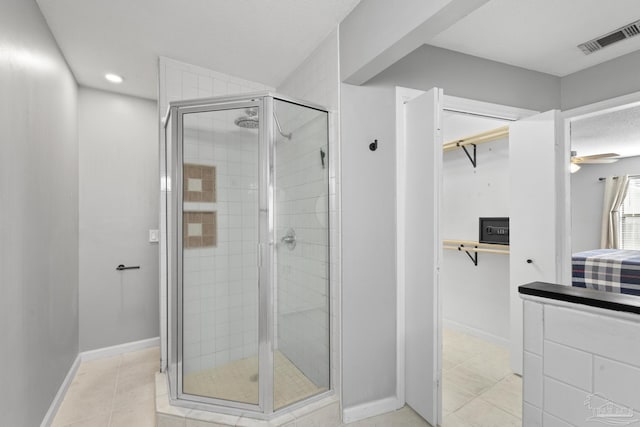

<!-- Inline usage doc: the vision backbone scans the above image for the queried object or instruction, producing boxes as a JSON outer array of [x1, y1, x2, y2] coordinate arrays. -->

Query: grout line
[[477, 396, 522, 420], [106, 356, 123, 427], [443, 331, 522, 423]]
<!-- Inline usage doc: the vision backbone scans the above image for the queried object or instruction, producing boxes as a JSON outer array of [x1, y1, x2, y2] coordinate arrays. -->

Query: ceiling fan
[[571, 151, 620, 164]]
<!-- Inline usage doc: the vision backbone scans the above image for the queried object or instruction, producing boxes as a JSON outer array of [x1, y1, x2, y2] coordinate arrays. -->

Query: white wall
[[0, 0, 79, 425], [561, 50, 640, 111], [441, 112, 511, 343], [571, 156, 640, 253], [78, 87, 158, 351], [278, 29, 340, 111], [340, 83, 398, 409], [339, 0, 489, 85], [367, 44, 561, 112]]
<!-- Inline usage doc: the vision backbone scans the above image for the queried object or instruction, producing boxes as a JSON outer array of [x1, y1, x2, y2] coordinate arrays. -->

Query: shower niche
[[161, 93, 331, 417]]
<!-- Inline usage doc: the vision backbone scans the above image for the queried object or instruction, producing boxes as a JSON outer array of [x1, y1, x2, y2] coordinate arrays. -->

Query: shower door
[[177, 99, 267, 410], [272, 98, 330, 410]]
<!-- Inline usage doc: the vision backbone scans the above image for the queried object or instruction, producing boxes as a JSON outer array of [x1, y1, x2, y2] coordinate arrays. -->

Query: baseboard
[[443, 319, 510, 348], [40, 354, 81, 427], [342, 396, 401, 424], [80, 336, 160, 362]]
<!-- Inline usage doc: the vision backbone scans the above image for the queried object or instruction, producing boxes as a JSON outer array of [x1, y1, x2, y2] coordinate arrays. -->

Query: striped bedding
[[572, 249, 640, 296]]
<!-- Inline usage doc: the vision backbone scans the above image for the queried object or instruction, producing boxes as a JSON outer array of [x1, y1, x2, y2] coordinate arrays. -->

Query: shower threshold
[[155, 370, 338, 425]]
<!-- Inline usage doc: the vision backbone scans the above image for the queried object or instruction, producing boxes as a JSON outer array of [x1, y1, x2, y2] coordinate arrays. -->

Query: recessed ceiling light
[[105, 73, 123, 84]]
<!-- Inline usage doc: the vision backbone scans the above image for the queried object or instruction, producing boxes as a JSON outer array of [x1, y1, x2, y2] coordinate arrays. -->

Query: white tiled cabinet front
[[522, 298, 640, 426]]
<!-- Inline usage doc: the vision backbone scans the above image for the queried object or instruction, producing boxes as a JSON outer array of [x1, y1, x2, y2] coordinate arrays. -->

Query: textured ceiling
[[36, 0, 640, 101], [429, 0, 640, 77], [572, 103, 640, 158], [36, 0, 360, 99]]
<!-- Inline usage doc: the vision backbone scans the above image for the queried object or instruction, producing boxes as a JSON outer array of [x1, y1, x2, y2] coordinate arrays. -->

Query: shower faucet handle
[[280, 228, 296, 250]]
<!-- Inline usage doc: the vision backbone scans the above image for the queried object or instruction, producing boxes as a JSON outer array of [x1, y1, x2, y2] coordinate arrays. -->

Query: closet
[[441, 114, 510, 346], [343, 85, 566, 426], [400, 88, 564, 425], [440, 112, 516, 419]]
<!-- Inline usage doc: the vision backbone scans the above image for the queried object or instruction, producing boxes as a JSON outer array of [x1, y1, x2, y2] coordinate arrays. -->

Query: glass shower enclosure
[[161, 92, 331, 417]]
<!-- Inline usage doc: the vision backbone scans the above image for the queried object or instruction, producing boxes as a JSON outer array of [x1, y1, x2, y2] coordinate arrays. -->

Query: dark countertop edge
[[519, 282, 640, 315]]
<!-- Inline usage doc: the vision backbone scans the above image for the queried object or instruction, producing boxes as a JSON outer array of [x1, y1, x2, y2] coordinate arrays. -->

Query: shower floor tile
[[183, 350, 327, 409]]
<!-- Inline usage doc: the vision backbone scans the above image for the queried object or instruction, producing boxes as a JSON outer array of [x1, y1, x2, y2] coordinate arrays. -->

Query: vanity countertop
[[519, 281, 640, 315]]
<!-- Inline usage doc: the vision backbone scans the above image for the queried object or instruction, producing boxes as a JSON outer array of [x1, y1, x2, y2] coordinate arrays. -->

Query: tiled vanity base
[[155, 372, 340, 426], [519, 282, 640, 427]]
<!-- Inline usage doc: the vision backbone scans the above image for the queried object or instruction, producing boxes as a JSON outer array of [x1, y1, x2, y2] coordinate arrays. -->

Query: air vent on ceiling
[[578, 20, 640, 55]]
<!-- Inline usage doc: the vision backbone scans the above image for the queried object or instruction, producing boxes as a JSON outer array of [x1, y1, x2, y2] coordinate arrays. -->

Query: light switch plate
[[149, 229, 159, 243]]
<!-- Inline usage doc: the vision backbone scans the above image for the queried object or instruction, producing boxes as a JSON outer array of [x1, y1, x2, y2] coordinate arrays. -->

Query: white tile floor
[[52, 347, 428, 427], [52, 347, 159, 427], [442, 328, 522, 427], [52, 331, 521, 427]]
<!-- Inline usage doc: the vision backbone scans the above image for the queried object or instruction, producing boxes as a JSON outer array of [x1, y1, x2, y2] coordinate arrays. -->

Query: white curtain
[[600, 175, 630, 249]]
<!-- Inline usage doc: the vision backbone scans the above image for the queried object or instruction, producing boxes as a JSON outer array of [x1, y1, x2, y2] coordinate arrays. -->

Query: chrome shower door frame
[[165, 92, 333, 419], [174, 97, 268, 414]]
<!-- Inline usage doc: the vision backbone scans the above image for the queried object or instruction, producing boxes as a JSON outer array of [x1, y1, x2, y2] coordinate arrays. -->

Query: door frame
[[395, 87, 537, 424], [561, 90, 640, 286]]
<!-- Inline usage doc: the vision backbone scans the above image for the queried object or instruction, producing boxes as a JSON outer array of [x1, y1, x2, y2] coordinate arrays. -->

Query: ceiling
[[572, 103, 640, 159], [36, 0, 640, 101], [429, 0, 640, 77], [36, 0, 360, 100]]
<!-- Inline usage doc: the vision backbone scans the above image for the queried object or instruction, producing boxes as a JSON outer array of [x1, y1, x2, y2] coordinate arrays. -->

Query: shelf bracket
[[459, 143, 477, 168], [458, 244, 478, 266]]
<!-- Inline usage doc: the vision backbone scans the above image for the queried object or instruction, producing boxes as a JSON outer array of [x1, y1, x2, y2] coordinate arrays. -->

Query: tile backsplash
[[183, 211, 216, 248], [183, 164, 216, 203]]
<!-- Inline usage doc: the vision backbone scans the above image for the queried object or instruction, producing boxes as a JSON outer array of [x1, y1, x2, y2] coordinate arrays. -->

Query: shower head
[[234, 108, 259, 129], [233, 107, 292, 140], [234, 116, 259, 129]]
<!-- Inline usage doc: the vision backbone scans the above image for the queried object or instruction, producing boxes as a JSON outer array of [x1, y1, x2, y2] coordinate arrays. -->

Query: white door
[[509, 110, 561, 374], [403, 88, 443, 425]]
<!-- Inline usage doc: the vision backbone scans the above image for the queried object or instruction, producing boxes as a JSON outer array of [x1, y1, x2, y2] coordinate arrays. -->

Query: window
[[621, 176, 640, 250]]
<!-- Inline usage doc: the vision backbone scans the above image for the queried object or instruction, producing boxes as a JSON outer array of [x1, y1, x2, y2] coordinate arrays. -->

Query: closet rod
[[443, 246, 510, 255], [443, 239, 509, 250], [443, 125, 509, 152], [443, 125, 508, 146], [598, 174, 640, 181]]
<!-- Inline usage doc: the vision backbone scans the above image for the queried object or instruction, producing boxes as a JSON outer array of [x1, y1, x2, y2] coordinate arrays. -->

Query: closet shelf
[[442, 125, 509, 168], [443, 239, 509, 266]]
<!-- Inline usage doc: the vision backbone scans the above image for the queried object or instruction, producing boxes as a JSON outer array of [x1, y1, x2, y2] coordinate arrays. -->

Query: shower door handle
[[257, 243, 263, 267]]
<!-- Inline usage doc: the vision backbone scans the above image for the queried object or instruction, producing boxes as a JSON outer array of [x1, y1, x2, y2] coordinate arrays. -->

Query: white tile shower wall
[[277, 29, 340, 391], [159, 57, 273, 375], [276, 114, 330, 387], [159, 56, 273, 114], [521, 298, 640, 426]]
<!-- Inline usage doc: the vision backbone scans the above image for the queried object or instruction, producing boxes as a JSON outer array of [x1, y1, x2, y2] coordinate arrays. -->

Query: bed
[[572, 249, 640, 296]]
